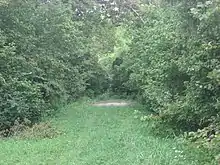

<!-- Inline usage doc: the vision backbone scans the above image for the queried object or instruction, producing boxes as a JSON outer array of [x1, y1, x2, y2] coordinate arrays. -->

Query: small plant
[[0, 118, 29, 137], [133, 109, 161, 121], [16, 122, 62, 139], [140, 114, 161, 122], [184, 124, 220, 146], [184, 123, 220, 164], [0, 118, 62, 139]]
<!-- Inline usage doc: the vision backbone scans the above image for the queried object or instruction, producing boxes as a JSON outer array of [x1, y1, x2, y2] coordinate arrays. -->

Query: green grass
[[0, 100, 216, 165]]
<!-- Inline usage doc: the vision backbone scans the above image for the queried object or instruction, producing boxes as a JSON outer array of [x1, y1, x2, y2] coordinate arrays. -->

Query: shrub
[[112, 1, 220, 132], [0, 79, 45, 132], [0, 119, 61, 139], [16, 122, 62, 139], [0, 0, 110, 132]]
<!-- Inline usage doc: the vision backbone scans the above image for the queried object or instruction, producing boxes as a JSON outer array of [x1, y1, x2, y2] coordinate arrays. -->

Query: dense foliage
[[111, 0, 220, 155], [0, 0, 109, 134], [1, 0, 220, 160]]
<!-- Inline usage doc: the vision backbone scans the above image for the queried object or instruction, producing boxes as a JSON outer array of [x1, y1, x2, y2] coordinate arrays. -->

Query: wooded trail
[[0, 100, 212, 165]]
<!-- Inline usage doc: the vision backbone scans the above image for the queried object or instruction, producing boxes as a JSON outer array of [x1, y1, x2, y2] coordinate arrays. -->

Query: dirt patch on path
[[92, 100, 132, 107]]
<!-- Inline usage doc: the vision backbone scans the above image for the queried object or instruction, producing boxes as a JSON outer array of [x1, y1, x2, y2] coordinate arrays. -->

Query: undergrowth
[[0, 100, 217, 165], [0, 120, 61, 140]]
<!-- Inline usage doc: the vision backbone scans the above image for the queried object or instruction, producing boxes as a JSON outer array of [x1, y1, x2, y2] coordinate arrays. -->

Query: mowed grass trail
[[0, 100, 214, 165]]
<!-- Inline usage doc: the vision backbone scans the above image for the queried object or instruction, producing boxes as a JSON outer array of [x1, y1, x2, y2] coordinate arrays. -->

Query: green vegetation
[[0, 0, 109, 133], [1, 0, 220, 164], [0, 101, 215, 165], [111, 0, 220, 158]]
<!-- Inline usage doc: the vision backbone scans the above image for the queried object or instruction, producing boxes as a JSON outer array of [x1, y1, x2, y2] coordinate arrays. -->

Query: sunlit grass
[[0, 101, 215, 165]]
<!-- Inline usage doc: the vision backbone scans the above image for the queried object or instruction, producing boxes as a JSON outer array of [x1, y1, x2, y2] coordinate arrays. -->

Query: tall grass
[[0, 100, 216, 165]]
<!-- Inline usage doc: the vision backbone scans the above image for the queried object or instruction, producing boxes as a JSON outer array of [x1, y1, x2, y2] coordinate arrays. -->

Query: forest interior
[[0, 0, 220, 164]]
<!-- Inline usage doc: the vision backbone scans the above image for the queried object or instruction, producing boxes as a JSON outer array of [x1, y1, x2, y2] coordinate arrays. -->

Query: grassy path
[[0, 100, 214, 165]]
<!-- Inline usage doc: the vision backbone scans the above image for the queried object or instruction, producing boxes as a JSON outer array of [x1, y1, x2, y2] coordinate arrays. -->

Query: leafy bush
[[0, 119, 61, 139], [0, 80, 45, 132], [0, 0, 110, 133], [184, 122, 220, 163], [112, 1, 220, 132], [16, 122, 62, 139]]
